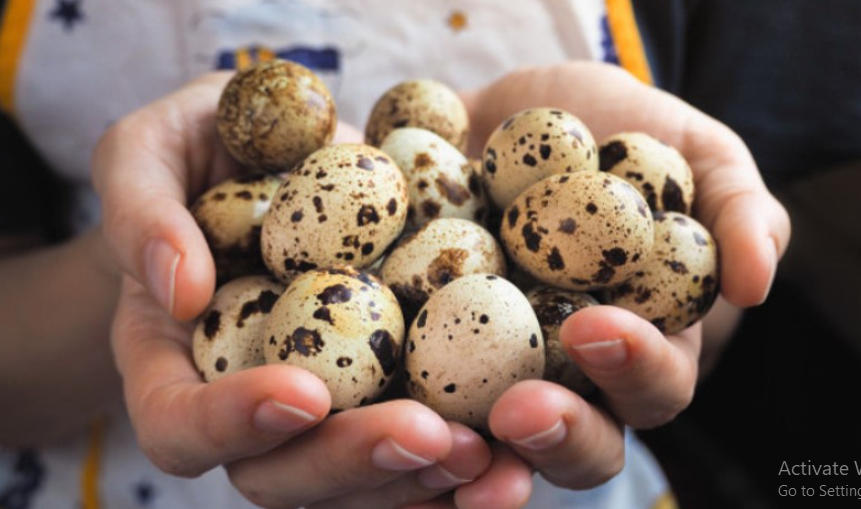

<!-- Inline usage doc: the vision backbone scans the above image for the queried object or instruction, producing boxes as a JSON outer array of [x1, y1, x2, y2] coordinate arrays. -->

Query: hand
[[93, 73, 519, 509], [459, 61, 791, 490]]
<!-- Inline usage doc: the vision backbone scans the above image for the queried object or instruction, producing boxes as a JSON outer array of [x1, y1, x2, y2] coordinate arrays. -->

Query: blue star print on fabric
[[133, 479, 157, 506], [49, 0, 84, 32], [600, 15, 620, 65]]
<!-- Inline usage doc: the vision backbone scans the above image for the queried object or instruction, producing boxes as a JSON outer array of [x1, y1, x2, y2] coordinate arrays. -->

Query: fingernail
[[511, 419, 567, 451], [417, 464, 472, 489], [571, 339, 628, 370], [758, 238, 779, 305], [253, 399, 318, 434], [372, 438, 435, 471], [144, 239, 180, 314]]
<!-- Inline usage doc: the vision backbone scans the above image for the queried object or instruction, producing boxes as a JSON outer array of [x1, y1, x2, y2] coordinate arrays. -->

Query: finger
[[311, 422, 491, 509], [559, 305, 700, 429], [454, 443, 533, 509], [113, 278, 330, 477], [93, 72, 236, 320], [402, 494, 456, 509], [489, 380, 624, 490], [463, 61, 791, 307], [334, 121, 365, 144], [226, 399, 453, 509]]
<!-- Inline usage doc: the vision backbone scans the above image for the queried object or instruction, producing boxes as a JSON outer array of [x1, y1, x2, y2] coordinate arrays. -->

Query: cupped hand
[[94, 73, 501, 508], [460, 61, 791, 492]]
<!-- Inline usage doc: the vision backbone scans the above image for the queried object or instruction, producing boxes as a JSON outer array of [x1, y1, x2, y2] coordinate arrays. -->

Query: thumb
[[93, 73, 235, 320]]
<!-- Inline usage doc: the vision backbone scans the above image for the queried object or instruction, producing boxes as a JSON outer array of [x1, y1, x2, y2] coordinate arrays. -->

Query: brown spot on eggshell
[[369, 329, 398, 376], [317, 284, 353, 305], [427, 248, 469, 288], [203, 310, 221, 340], [599, 140, 628, 171], [279, 327, 325, 359], [558, 218, 577, 234], [435, 174, 471, 206], [421, 200, 441, 218]]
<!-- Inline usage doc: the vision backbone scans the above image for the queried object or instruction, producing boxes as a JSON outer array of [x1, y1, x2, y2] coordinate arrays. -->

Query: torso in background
[[4, 0, 613, 230]]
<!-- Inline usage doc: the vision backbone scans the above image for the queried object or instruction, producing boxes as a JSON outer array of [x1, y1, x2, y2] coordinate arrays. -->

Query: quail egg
[[483, 108, 599, 209], [192, 276, 286, 382], [216, 59, 337, 173], [601, 211, 719, 334], [263, 267, 405, 411], [500, 172, 654, 291], [380, 218, 506, 320], [365, 79, 470, 153], [191, 173, 282, 284], [599, 132, 695, 214], [526, 286, 598, 396], [260, 144, 409, 283], [405, 274, 544, 430], [380, 127, 487, 229]]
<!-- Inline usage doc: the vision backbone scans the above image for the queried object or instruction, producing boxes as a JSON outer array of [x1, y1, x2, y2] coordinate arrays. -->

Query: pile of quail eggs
[[191, 59, 719, 429]]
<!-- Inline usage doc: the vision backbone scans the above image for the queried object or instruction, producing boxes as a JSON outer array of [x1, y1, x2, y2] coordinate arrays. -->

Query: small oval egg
[[365, 79, 470, 153], [405, 274, 544, 430], [192, 276, 286, 382], [526, 286, 598, 396], [501, 172, 654, 291], [601, 211, 719, 334], [216, 59, 337, 173], [380, 218, 506, 320], [483, 108, 599, 210], [261, 144, 409, 283], [263, 267, 405, 411], [191, 173, 282, 284], [599, 132, 695, 214], [380, 127, 487, 229]]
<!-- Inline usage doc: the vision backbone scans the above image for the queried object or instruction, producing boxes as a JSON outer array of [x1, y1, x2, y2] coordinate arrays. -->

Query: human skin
[[0, 61, 789, 509]]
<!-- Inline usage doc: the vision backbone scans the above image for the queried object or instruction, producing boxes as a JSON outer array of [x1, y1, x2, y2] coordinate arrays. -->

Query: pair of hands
[[92, 62, 790, 509]]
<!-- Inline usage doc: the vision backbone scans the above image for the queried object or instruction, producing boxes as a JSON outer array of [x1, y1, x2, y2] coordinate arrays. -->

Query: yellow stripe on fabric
[[650, 491, 679, 509], [81, 419, 105, 509], [605, 0, 653, 85], [0, 0, 38, 114]]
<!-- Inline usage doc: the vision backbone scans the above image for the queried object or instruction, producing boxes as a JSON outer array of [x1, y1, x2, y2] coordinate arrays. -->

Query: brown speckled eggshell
[[380, 218, 506, 321], [262, 267, 405, 411], [191, 173, 282, 284], [601, 211, 719, 334], [380, 127, 487, 229], [216, 59, 337, 173], [365, 79, 469, 153], [526, 286, 598, 396], [405, 274, 544, 430], [260, 144, 408, 283], [599, 132, 695, 214], [483, 108, 599, 210], [193, 276, 286, 382], [501, 172, 654, 291]]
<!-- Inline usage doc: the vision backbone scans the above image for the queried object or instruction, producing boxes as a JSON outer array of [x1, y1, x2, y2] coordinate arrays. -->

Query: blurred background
[[636, 1, 861, 508]]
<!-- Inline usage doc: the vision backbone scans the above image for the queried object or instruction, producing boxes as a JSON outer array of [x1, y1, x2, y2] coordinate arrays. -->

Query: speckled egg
[[216, 59, 337, 173], [526, 286, 598, 396], [380, 127, 487, 229], [260, 144, 409, 283], [483, 108, 599, 210], [191, 173, 282, 284], [405, 274, 544, 430], [263, 267, 405, 411], [192, 276, 286, 382], [501, 172, 654, 291], [380, 218, 506, 320], [365, 79, 470, 153], [599, 132, 695, 214], [601, 211, 719, 334]]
